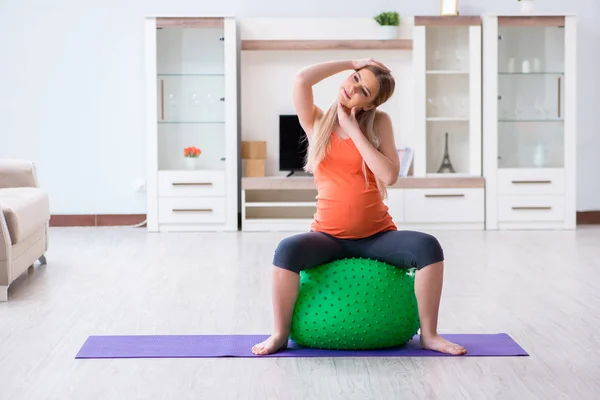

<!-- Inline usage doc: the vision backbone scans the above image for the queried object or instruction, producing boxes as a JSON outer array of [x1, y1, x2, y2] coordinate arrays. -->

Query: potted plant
[[374, 11, 400, 40], [183, 146, 201, 169], [519, 0, 535, 13]]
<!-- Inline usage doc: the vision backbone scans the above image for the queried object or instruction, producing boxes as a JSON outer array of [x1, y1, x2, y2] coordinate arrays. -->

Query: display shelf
[[414, 16, 482, 178], [146, 16, 238, 232], [483, 14, 576, 230], [157, 74, 225, 123], [497, 121, 564, 169], [424, 27, 470, 71], [157, 122, 226, 171], [241, 39, 413, 51], [426, 73, 469, 119], [156, 26, 225, 75], [426, 121, 470, 175]]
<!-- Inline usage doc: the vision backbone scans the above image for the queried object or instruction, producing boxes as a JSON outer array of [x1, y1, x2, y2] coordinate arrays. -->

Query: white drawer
[[384, 189, 404, 223], [403, 188, 484, 223], [497, 169, 564, 195], [158, 170, 225, 197], [158, 197, 226, 224], [498, 195, 564, 222]]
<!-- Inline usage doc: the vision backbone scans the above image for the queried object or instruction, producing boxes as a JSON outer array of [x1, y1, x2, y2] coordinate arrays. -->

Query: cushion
[[0, 187, 49, 244]]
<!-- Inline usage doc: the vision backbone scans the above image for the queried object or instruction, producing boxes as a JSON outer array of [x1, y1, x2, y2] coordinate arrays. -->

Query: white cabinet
[[409, 17, 485, 231], [241, 177, 485, 231], [413, 17, 482, 177], [385, 188, 405, 224], [403, 188, 484, 224], [483, 15, 577, 230], [145, 17, 238, 232]]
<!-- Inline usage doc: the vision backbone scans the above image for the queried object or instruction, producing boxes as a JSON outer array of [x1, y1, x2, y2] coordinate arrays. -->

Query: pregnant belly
[[312, 193, 395, 239]]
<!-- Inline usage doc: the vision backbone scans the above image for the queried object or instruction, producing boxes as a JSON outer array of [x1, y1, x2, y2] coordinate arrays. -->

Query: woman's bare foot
[[420, 334, 467, 355], [251, 334, 289, 355]]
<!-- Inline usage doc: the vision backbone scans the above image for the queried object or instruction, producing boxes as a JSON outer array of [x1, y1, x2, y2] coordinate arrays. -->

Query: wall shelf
[[241, 39, 413, 51]]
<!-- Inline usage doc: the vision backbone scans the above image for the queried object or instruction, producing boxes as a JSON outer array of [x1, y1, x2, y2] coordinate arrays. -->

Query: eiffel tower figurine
[[437, 132, 456, 173]]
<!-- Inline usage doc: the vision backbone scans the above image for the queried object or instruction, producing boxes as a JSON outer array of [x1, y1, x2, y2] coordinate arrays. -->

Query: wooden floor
[[1, 227, 600, 399]]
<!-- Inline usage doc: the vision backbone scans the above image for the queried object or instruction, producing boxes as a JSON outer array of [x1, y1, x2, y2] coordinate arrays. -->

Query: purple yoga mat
[[75, 334, 528, 359]]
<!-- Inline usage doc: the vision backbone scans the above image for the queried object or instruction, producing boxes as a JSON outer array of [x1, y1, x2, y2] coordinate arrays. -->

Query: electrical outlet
[[135, 178, 146, 193]]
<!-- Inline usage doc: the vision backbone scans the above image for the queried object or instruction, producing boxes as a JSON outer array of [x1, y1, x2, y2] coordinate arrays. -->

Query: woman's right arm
[[293, 60, 355, 135]]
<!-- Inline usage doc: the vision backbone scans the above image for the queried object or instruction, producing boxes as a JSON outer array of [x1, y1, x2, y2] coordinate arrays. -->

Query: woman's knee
[[272, 234, 312, 273], [418, 231, 443, 250], [413, 231, 444, 268]]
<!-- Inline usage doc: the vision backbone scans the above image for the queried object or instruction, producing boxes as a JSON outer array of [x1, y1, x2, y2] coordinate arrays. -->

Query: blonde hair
[[304, 66, 395, 198]]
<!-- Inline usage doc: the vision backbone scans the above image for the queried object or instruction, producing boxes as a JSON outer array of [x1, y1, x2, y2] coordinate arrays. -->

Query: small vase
[[379, 26, 398, 40], [520, 0, 535, 14], [184, 157, 198, 170]]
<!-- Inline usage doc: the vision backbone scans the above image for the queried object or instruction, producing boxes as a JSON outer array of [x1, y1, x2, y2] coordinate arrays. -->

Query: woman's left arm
[[344, 109, 400, 185]]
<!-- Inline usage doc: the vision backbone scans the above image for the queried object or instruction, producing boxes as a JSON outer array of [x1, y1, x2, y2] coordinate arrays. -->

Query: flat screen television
[[279, 114, 309, 176]]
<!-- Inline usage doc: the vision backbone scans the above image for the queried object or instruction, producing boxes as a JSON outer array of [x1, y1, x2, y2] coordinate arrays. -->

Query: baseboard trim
[[577, 211, 600, 225], [50, 214, 147, 227]]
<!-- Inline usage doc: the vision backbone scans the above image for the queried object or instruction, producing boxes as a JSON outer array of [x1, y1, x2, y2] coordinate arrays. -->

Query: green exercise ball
[[289, 258, 420, 350]]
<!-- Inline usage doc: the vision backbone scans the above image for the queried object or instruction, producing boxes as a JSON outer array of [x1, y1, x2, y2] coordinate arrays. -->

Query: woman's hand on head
[[352, 58, 391, 73]]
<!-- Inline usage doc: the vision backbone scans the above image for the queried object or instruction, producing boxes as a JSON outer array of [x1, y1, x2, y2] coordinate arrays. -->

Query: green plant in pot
[[374, 11, 400, 40]]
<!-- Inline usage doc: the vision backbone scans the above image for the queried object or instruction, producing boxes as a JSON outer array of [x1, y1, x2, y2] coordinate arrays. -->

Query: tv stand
[[241, 176, 486, 232], [286, 171, 296, 177]]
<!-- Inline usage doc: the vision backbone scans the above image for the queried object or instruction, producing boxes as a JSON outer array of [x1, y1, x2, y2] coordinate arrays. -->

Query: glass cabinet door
[[497, 24, 565, 169], [156, 26, 226, 170]]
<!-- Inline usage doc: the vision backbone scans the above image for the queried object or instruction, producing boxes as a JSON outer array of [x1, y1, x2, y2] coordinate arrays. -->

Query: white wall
[[1, 0, 598, 213]]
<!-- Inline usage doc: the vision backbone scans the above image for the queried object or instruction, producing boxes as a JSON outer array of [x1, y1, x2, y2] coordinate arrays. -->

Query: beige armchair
[[0, 159, 50, 301]]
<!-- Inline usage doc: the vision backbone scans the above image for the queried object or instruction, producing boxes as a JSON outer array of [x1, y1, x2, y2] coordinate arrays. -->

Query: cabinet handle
[[558, 77, 561, 118], [424, 194, 465, 198], [172, 182, 212, 186], [160, 80, 165, 120], [512, 206, 552, 210], [173, 208, 213, 213], [511, 180, 552, 184]]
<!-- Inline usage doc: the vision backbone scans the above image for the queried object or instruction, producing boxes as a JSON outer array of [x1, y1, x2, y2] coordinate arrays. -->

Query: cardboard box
[[241, 141, 267, 159], [244, 159, 265, 177]]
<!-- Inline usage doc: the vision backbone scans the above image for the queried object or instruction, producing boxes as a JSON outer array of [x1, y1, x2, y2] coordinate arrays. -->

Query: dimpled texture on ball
[[289, 258, 420, 350]]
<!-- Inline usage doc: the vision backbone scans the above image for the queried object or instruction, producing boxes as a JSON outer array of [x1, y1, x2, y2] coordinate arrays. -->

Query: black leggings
[[272, 230, 444, 274]]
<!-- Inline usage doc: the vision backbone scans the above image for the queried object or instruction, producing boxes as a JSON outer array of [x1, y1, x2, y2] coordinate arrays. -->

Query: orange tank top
[[310, 132, 397, 239]]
